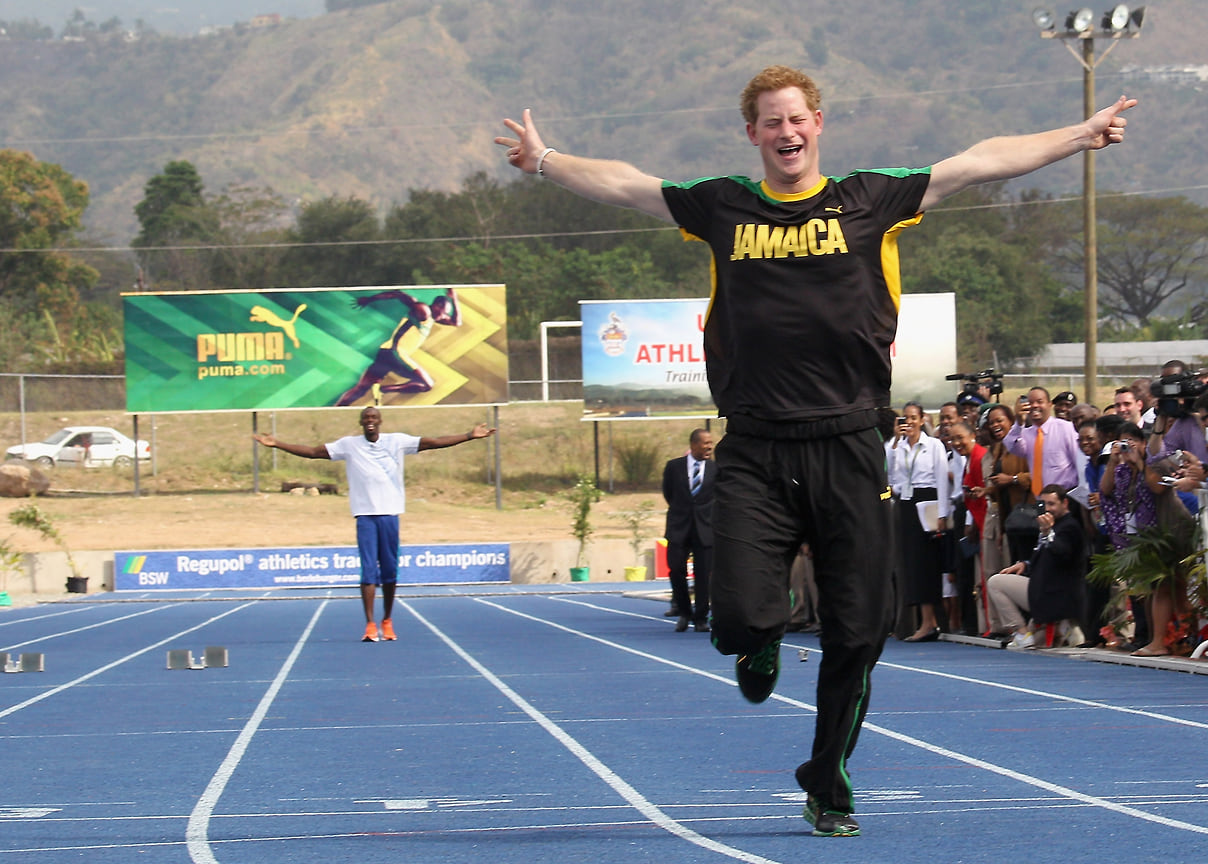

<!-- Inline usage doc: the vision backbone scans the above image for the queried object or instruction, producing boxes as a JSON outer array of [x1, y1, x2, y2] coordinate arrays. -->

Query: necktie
[[1031, 424, 1045, 498], [690, 460, 703, 496]]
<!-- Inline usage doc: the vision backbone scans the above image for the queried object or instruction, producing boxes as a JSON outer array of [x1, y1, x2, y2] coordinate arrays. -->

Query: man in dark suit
[[663, 428, 716, 632]]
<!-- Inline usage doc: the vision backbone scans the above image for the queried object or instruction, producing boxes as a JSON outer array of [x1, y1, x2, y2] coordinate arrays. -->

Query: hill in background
[[0, 0, 1204, 240]]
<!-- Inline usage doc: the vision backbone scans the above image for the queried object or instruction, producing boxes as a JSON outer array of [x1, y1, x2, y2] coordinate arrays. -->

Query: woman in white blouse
[[887, 402, 951, 642]]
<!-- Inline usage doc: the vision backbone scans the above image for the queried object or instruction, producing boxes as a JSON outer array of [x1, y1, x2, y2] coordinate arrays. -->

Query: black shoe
[[804, 795, 860, 837], [694, 620, 710, 633], [1076, 638, 1105, 649], [903, 628, 940, 643], [664, 608, 681, 618], [675, 616, 689, 632], [735, 640, 780, 703]]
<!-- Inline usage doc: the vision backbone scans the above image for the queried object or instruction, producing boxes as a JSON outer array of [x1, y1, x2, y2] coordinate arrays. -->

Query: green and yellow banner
[[123, 285, 508, 413]]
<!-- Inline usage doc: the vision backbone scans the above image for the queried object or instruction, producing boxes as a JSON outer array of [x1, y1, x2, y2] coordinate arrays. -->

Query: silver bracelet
[[536, 147, 556, 178]]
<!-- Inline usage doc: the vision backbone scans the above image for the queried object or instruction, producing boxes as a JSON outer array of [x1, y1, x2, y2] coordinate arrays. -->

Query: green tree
[[902, 187, 1065, 367], [133, 160, 219, 291], [1093, 195, 1208, 326], [280, 195, 381, 288], [0, 150, 101, 369], [207, 184, 290, 291]]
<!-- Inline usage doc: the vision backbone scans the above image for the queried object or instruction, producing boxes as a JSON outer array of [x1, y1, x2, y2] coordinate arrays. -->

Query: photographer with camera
[[1099, 421, 1182, 655], [1145, 360, 1208, 464]]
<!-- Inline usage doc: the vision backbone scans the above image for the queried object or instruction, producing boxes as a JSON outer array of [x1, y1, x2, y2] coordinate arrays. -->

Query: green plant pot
[[569, 566, 590, 582], [624, 565, 647, 582]]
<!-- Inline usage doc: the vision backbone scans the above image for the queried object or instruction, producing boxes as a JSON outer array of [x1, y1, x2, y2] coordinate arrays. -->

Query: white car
[[5, 426, 151, 468]]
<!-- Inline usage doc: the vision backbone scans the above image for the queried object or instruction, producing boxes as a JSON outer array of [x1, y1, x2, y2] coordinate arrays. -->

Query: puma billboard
[[122, 286, 509, 412]]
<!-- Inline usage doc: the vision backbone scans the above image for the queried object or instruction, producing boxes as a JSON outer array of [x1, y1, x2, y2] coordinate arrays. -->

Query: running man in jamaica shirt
[[495, 65, 1137, 837]]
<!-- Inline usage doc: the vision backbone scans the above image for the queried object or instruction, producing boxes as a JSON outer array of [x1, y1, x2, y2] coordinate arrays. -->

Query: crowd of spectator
[[887, 361, 1208, 656]]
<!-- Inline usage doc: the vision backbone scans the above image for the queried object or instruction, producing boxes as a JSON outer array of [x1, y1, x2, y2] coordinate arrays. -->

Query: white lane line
[[556, 596, 1208, 730], [400, 600, 784, 864], [0, 603, 252, 720], [870, 656, 1208, 730], [185, 600, 327, 864], [2, 604, 171, 652], [490, 597, 1208, 836], [0, 606, 93, 629]]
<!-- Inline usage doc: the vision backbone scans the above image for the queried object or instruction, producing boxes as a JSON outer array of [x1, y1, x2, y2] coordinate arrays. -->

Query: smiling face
[[948, 424, 975, 458], [1027, 388, 1053, 425], [902, 403, 925, 438], [1078, 424, 1100, 459], [986, 406, 1013, 442], [359, 406, 382, 442], [746, 86, 824, 194]]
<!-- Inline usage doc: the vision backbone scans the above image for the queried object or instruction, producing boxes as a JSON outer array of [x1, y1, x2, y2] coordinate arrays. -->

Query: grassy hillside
[[0, 0, 1204, 242]]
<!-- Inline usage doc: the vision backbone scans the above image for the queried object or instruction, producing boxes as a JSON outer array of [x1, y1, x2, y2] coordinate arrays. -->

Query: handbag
[[1004, 499, 1044, 536]]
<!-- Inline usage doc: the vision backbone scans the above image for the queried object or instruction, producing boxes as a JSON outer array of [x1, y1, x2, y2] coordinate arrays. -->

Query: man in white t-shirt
[[253, 407, 495, 641]]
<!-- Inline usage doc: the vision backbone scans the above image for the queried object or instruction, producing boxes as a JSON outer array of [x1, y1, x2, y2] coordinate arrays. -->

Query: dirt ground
[[0, 487, 664, 554]]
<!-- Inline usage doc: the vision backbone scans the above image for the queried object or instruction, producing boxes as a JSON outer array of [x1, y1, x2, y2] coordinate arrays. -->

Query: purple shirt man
[[1003, 387, 1082, 491], [1149, 414, 1208, 464]]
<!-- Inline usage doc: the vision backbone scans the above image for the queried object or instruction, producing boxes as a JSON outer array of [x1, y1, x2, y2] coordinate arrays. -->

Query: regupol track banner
[[123, 285, 508, 412], [114, 543, 511, 590]]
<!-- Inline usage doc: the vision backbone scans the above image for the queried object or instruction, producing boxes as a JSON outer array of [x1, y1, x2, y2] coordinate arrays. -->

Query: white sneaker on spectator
[[1060, 622, 1083, 647], [1009, 630, 1036, 650]]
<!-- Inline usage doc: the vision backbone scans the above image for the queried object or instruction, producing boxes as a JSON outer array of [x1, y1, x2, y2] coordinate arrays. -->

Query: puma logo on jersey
[[825, 206, 843, 214], [730, 219, 850, 260]]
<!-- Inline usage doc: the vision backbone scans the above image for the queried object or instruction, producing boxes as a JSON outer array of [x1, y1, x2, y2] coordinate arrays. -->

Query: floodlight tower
[[1031, 5, 1145, 406]]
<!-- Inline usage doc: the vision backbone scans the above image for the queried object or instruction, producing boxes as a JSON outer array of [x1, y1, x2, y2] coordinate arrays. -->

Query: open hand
[[495, 108, 548, 174]]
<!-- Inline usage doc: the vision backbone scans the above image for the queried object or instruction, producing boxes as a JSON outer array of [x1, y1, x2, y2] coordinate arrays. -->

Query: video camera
[[1149, 372, 1207, 419], [945, 369, 1004, 404]]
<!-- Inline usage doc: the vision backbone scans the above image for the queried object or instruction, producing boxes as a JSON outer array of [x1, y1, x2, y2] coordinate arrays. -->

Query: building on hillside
[[1022, 340, 1208, 378], [1120, 64, 1208, 85], [250, 14, 282, 28]]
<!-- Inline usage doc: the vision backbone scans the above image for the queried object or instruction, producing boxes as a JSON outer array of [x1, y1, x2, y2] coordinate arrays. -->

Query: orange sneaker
[[362, 622, 380, 642], [380, 619, 397, 641]]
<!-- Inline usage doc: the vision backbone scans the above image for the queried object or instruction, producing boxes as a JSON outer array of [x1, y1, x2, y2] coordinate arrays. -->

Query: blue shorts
[[355, 514, 399, 585]]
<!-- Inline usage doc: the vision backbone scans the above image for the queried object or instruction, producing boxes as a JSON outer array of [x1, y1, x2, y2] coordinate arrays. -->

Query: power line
[[2, 182, 1200, 257]]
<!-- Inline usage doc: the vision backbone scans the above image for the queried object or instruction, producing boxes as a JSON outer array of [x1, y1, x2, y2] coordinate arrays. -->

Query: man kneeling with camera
[[985, 484, 1087, 649]]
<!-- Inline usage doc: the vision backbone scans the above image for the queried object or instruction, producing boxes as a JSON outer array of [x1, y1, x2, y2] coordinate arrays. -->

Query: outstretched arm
[[252, 433, 330, 460], [417, 422, 496, 452], [354, 289, 425, 317], [496, 108, 673, 222], [920, 96, 1137, 211]]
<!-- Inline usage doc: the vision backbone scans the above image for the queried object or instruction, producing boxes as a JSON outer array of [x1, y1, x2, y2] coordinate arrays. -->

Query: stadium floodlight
[[1104, 4, 1130, 31], [1065, 7, 1096, 34], [1031, 6, 1145, 407]]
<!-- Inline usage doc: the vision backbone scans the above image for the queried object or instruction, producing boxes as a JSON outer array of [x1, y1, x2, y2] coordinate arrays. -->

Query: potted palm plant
[[10, 503, 86, 593], [567, 473, 602, 581], [618, 501, 656, 581]]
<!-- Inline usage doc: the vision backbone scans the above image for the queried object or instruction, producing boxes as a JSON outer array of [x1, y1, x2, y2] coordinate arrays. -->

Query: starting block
[[166, 647, 228, 670], [2, 652, 45, 673]]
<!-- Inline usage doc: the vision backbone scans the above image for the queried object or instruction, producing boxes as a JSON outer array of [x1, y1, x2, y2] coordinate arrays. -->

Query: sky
[[0, 1, 325, 34]]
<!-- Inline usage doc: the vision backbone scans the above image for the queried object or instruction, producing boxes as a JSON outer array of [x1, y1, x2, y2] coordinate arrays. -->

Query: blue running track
[[1, 584, 1206, 863]]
